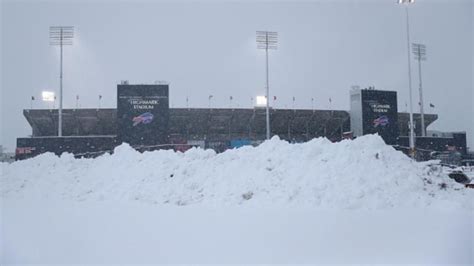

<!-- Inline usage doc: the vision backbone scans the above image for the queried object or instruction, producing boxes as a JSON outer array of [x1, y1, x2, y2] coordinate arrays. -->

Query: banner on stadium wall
[[361, 90, 399, 145], [117, 84, 169, 146]]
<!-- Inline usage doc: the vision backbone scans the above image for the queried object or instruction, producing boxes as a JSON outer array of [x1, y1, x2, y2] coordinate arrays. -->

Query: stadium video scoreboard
[[117, 84, 169, 146], [350, 89, 399, 145]]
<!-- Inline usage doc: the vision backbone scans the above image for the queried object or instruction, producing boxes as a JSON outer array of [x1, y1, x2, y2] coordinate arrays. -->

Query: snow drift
[[1, 135, 472, 209]]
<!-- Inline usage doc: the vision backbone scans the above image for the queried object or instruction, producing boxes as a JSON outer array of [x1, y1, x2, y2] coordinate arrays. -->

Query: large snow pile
[[1, 135, 472, 209]]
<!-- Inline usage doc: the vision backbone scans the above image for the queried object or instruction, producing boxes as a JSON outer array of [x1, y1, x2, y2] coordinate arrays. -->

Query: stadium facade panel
[[350, 89, 399, 145], [117, 84, 169, 146]]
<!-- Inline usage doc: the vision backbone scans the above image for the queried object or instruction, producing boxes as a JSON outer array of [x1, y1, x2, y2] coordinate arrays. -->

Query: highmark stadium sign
[[350, 89, 399, 145], [117, 84, 169, 146], [362, 90, 398, 145], [370, 103, 391, 113], [131, 99, 160, 109]]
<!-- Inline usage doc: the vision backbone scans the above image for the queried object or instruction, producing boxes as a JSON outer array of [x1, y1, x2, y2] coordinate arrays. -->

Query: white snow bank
[[1, 135, 472, 209]]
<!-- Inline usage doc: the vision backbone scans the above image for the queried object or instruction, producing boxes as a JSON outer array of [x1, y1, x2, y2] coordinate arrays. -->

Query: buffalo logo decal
[[132, 112, 154, 126], [373, 115, 389, 127]]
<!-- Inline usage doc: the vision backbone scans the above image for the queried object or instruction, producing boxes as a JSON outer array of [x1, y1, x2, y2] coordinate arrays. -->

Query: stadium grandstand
[[17, 83, 468, 162], [22, 108, 437, 142]]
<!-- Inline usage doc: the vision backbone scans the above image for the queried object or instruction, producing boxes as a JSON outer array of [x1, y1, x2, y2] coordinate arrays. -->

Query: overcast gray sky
[[1, 0, 473, 151]]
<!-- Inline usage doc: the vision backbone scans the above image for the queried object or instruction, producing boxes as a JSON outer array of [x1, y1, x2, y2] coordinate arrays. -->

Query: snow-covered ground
[[1, 199, 472, 264], [1, 135, 472, 209], [1, 135, 473, 264]]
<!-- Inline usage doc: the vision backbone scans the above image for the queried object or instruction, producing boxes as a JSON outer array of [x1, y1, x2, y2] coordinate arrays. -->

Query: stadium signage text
[[370, 103, 391, 113], [130, 99, 159, 110]]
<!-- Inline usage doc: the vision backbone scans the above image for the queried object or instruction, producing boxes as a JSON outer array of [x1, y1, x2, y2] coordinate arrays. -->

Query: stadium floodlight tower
[[412, 43, 427, 137], [49, 26, 74, 137], [256, 30, 278, 140], [398, 0, 416, 157]]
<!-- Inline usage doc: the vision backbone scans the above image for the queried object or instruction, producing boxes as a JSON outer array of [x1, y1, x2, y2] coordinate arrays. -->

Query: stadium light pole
[[50, 26, 74, 137], [412, 43, 426, 137], [398, 0, 415, 157], [257, 31, 278, 140]]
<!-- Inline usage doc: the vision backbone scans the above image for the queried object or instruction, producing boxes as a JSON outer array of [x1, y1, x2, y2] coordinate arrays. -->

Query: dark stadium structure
[[22, 108, 437, 142], [15, 84, 467, 161], [17, 108, 439, 159]]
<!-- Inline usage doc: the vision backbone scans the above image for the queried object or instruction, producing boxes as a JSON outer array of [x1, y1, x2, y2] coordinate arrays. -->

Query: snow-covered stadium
[[16, 83, 468, 163]]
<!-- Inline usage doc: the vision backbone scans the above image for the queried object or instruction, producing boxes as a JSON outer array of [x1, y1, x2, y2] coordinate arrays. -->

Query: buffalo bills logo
[[373, 115, 389, 127], [132, 112, 154, 126]]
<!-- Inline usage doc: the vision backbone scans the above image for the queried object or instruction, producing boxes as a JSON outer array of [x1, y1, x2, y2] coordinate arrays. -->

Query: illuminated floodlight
[[42, 91, 55, 102], [256, 95, 267, 106], [256, 30, 278, 140], [50, 26, 74, 137], [398, 0, 414, 4]]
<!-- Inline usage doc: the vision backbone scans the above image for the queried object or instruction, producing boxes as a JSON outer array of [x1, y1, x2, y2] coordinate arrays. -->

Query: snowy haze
[[1, 0, 473, 150]]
